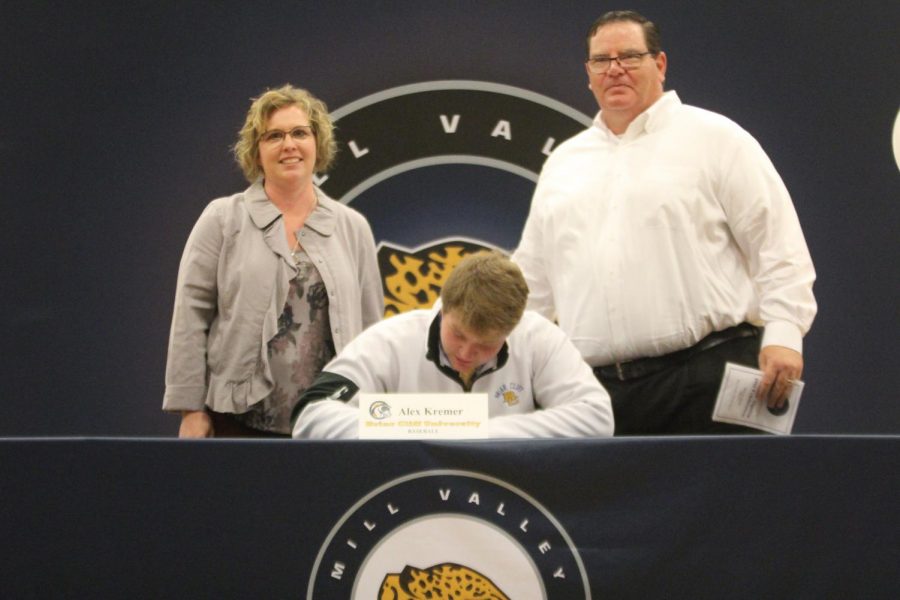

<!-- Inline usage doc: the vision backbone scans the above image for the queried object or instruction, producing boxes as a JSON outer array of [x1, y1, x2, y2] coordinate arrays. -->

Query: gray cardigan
[[163, 181, 383, 413]]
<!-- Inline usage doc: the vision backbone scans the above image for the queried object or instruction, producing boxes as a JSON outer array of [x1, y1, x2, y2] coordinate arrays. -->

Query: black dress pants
[[597, 335, 763, 435]]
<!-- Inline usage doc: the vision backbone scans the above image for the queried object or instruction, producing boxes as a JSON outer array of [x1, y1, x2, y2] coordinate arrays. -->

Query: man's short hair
[[585, 10, 662, 58], [233, 84, 337, 182], [440, 252, 528, 335]]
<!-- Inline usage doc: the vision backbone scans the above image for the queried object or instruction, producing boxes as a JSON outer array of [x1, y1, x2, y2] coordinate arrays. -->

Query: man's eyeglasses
[[260, 126, 314, 145], [586, 51, 654, 74]]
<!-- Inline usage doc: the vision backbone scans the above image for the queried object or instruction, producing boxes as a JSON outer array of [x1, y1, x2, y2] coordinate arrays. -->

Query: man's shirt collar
[[593, 90, 681, 140]]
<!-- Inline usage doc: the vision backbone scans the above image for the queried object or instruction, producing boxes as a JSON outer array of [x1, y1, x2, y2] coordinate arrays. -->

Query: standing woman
[[164, 85, 383, 437]]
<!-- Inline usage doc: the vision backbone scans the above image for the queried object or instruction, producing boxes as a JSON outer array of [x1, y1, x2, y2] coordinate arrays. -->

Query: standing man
[[512, 10, 816, 434]]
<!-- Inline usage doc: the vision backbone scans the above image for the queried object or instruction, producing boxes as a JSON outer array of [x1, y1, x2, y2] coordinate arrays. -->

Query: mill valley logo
[[319, 81, 591, 314], [306, 470, 592, 599]]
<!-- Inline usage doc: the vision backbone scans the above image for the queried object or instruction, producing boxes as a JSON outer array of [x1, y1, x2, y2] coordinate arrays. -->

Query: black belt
[[593, 323, 761, 382]]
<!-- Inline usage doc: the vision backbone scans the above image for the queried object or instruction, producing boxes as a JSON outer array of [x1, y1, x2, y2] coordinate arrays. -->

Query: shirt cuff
[[761, 321, 803, 354]]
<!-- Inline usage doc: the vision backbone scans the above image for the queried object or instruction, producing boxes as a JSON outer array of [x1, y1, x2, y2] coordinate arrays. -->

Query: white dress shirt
[[512, 91, 816, 366]]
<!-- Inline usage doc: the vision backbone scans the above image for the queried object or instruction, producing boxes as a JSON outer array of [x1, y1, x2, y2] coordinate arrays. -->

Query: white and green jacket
[[291, 307, 614, 439]]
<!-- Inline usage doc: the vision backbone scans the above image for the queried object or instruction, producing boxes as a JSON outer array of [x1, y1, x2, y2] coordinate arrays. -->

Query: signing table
[[2, 436, 896, 598]]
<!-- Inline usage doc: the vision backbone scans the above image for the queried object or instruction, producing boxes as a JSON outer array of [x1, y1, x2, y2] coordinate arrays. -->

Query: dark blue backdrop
[[2, 1, 898, 435]]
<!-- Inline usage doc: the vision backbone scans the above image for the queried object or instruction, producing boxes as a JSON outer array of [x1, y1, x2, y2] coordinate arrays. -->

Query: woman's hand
[[178, 410, 214, 438]]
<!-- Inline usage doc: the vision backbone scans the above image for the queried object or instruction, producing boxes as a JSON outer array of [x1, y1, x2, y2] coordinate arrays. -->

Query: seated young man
[[290, 252, 614, 438]]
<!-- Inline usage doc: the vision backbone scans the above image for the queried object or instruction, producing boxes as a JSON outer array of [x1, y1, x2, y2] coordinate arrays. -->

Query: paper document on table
[[712, 362, 804, 434]]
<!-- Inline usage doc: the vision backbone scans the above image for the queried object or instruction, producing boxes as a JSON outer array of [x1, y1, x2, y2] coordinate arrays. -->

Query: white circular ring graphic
[[306, 468, 591, 599]]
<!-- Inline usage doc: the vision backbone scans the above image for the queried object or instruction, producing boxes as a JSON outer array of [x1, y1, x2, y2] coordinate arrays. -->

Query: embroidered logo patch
[[495, 382, 525, 407]]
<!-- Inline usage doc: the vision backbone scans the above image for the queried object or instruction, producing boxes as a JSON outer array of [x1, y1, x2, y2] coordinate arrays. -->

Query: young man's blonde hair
[[232, 84, 337, 182], [440, 251, 529, 335]]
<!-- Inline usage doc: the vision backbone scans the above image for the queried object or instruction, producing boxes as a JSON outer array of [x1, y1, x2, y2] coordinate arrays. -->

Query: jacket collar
[[245, 179, 281, 229], [244, 178, 338, 237], [303, 191, 337, 237], [243, 179, 339, 268], [425, 307, 510, 391]]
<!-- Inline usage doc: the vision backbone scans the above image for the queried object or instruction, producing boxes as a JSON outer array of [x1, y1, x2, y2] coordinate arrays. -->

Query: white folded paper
[[712, 362, 804, 434]]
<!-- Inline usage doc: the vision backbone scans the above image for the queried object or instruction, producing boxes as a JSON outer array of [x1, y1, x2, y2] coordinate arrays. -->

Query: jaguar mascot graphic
[[378, 239, 500, 316], [379, 562, 510, 600]]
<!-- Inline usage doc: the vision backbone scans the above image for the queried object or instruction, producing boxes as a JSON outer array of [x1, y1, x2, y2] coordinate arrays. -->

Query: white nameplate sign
[[712, 362, 804, 434], [358, 393, 489, 440]]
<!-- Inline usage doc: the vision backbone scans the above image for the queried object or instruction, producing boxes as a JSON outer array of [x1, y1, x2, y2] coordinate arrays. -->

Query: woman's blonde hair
[[233, 84, 337, 182]]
